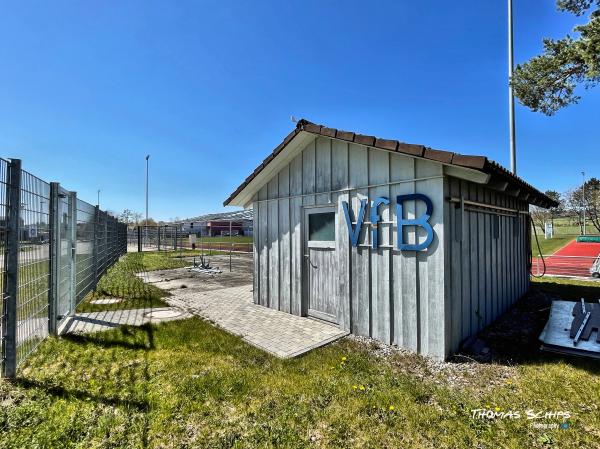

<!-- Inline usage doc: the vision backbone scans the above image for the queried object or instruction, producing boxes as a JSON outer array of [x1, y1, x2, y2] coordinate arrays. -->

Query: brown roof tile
[[451, 154, 487, 170], [336, 130, 355, 141], [423, 147, 454, 164], [374, 138, 398, 151], [397, 143, 425, 157], [354, 134, 376, 146], [302, 123, 321, 134], [223, 119, 558, 208], [320, 127, 337, 138]]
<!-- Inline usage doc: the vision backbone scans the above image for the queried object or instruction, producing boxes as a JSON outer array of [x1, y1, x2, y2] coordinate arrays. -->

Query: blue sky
[[0, 1, 597, 221]]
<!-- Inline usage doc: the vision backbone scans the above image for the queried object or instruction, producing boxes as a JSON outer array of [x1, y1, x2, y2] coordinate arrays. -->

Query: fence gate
[[55, 187, 76, 323], [1, 158, 128, 378]]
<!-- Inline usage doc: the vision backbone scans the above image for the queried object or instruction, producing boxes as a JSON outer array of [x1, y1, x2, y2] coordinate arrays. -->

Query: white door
[[304, 206, 338, 324]]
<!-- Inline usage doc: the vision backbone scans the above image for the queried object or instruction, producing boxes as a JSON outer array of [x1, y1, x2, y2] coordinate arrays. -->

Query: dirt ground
[[139, 253, 253, 294]]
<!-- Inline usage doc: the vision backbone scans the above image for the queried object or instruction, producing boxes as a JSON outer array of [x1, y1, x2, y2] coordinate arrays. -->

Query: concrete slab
[[89, 298, 123, 305], [60, 307, 192, 334], [136, 254, 254, 293], [164, 284, 348, 358], [144, 309, 185, 319]]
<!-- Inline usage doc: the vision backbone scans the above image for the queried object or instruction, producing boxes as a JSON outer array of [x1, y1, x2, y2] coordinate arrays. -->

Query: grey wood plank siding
[[267, 177, 279, 311], [348, 143, 370, 336], [390, 155, 418, 351], [415, 159, 446, 356], [252, 193, 259, 305], [332, 139, 350, 330], [278, 165, 291, 313], [369, 149, 391, 343], [289, 153, 303, 316], [445, 176, 530, 353], [251, 135, 451, 359]]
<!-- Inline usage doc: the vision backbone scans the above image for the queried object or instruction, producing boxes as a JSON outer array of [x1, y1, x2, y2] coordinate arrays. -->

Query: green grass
[[4, 252, 599, 447], [532, 276, 600, 300], [177, 235, 252, 244], [533, 217, 600, 237], [196, 235, 252, 243], [530, 236, 574, 256], [170, 248, 248, 258], [77, 252, 189, 313], [1, 317, 598, 448]]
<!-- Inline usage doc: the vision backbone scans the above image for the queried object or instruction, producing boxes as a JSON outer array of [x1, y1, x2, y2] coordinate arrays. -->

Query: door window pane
[[309, 212, 335, 241]]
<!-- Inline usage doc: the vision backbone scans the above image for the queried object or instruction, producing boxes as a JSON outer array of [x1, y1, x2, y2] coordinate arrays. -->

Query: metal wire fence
[[127, 225, 253, 254], [16, 170, 51, 366], [75, 199, 95, 303], [0, 159, 8, 378], [0, 158, 128, 377]]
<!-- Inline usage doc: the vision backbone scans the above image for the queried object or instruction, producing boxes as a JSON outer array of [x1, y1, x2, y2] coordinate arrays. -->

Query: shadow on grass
[[13, 377, 150, 413], [531, 277, 600, 301], [14, 322, 156, 447], [452, 283, 600, 376], [61, 323, 155, 352]]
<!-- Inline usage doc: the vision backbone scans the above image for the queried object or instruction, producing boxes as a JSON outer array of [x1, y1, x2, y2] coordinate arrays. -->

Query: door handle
[[304, 254, 317, 268]]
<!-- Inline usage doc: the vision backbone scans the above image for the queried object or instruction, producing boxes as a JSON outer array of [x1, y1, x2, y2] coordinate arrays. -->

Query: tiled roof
[[175, 209, 253, 224], [224, 119, 558, 208]]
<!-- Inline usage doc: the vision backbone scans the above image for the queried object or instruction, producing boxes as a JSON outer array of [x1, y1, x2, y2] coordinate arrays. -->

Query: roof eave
[[224, 119, 557, 208]]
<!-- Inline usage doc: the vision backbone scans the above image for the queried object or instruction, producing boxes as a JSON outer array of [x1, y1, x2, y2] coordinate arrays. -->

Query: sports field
[[532, 240, 600, 278]]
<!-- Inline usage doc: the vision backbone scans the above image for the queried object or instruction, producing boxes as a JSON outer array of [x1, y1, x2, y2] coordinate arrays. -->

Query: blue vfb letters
[[342, 194, 434, 251]]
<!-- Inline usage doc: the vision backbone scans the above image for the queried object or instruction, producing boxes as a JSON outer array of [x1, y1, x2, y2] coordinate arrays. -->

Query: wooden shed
[[224, 120, 557, 360]]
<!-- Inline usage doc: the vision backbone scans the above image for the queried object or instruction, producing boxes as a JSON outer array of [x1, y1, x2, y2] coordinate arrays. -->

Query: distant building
[[176, 210, 253, 236]]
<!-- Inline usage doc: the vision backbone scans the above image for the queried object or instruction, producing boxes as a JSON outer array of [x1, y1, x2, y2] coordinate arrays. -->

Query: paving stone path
[[165, 284, 348, 358]]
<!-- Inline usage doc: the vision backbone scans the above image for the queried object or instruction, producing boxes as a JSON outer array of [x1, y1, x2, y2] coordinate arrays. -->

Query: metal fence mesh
[[75, 199, 96, 303], [16, 170, 51, 366], [56, 187, 71, 322], [0, 159, 8, 374], [127, 225, 253, 254], [1, 158, 128, 377]]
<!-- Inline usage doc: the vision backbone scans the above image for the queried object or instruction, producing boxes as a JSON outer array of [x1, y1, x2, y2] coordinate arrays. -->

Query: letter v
[[342, 199, 367, 247]]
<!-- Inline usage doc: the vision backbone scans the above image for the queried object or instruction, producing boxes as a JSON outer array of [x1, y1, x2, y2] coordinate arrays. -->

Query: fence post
[[137, 226, 142, 252], [158, 226, 161, 251], [92, 205, 99, 290], [3, 159, 21, 378], [68, 192, 77, 311], [48, 182, 60, 335]]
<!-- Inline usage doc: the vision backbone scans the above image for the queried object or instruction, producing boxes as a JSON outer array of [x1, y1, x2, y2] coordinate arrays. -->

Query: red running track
[[532, 240, 600, 277]]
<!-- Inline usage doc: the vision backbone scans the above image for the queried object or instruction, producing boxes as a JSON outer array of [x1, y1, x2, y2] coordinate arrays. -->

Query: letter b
[[396, 194, 434, 251]]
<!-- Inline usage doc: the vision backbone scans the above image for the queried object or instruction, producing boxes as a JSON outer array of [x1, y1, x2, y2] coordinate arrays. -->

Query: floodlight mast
[[508, 0, 517, 175], [145, 154, 150, 245], [582, 171, 587, 235]]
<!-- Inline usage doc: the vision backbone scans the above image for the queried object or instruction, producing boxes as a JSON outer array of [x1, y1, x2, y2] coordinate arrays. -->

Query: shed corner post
[[2, 158, 22, 378], [48, 182, 60, 336], [441, 176, 455, 360]]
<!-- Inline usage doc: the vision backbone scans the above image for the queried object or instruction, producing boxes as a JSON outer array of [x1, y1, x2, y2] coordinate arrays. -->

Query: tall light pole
[[145, 155, 150, 226], [97, 189, 100, 208], [145, 155, 150, 245], [582, 171, 586, 235], [508, 0, 517, 175]]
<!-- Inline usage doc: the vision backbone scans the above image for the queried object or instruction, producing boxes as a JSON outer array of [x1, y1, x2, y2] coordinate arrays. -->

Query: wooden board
[[540, 300, 600, 357]]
